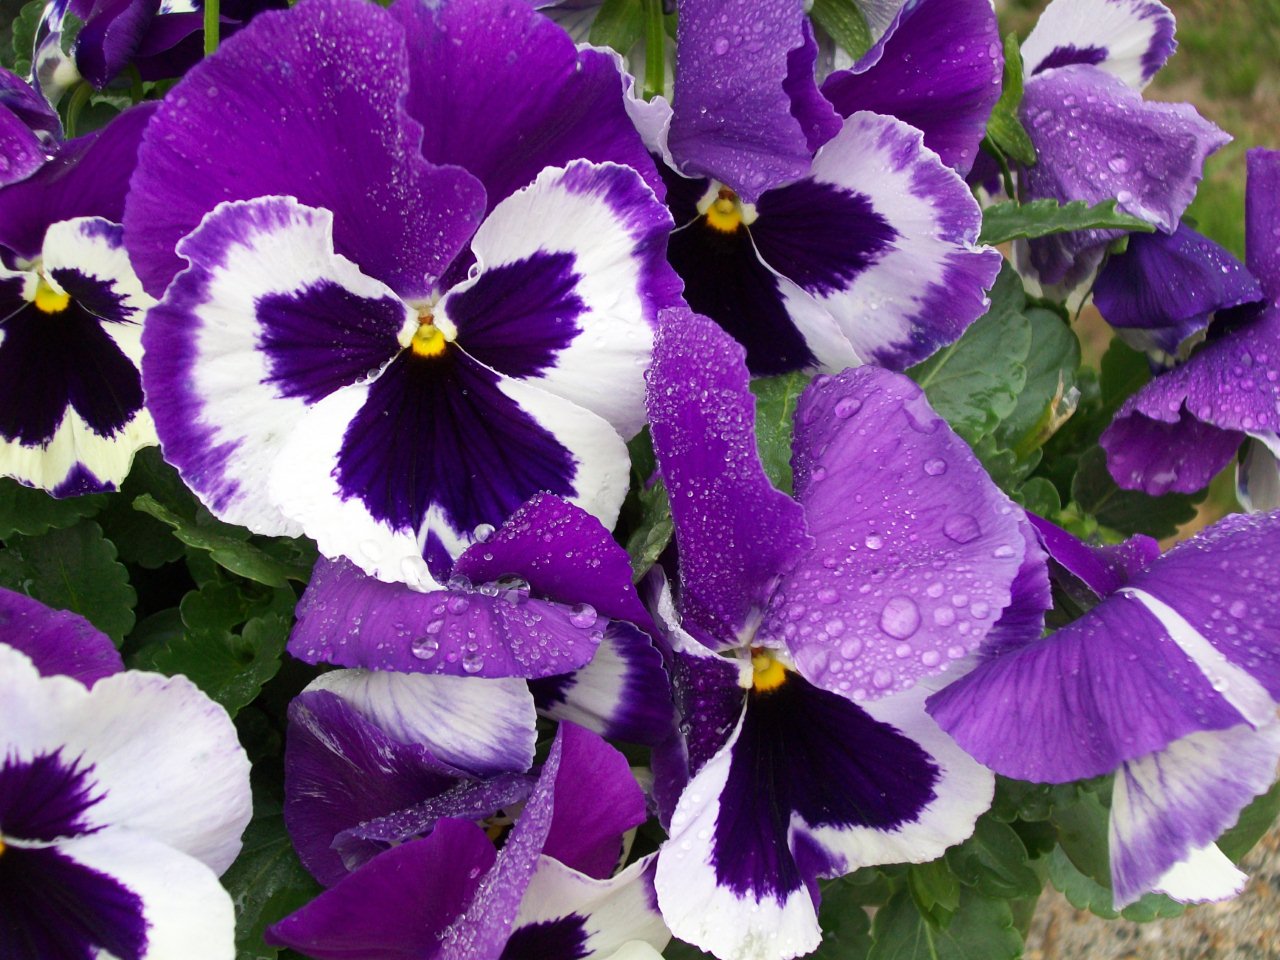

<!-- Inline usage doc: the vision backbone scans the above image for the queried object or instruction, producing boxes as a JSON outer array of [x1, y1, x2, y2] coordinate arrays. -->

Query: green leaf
[[989, 776, 1070, 824], [131, 581, 292, 715], [625, 478, 673, 582], [908, 857, 961, 926], [1047, 846, 1186, 922], [984, 32, 1036, 167], [1098, 337, 1151, 415], [95, 449, 190, 568], [945, 815, 1041, 900], [810, 0, 872, 60], [868, 888, 1022, 960], [220, 802, 324, 960], [0, 478, 107, 538], [590, 0, 644, 54], [134, 495, 310, 587], [979, 199, 1157, 246], [909, 265, 1032, 444], [997, 309, 1081, 456], [1071, 447, 1204, 538], [812, 875, 874, 958], [751, 371, 810, 495], [0, 521, 135, 642], [1013, 476, 1062, 518], [58, 11, 84, 55], [1218, 780, 1280, 863], [10, 0, 43, 75]]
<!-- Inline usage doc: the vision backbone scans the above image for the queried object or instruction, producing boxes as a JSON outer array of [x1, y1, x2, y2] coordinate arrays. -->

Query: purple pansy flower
[[0, 68, 59, 186], [1011, 0, 1228, 290], [0, 588, 252, 959], [268, 720, 671, 960], [1101, 149, 1280, 498], [129, 0, 681, 590], [643, 307, 1043, 960], [645, 0, 1001, 375], [928, 512, 1280, 907], [0, 103, 158, 496]]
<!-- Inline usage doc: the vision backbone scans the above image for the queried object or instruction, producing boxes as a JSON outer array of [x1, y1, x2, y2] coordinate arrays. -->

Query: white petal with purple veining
[[1022, 0, 1176, 90]]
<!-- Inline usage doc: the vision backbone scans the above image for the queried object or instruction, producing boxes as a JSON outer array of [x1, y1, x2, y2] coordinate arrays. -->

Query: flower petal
[[0, 587, 122, 687], [1022, 0, 1176, 89]]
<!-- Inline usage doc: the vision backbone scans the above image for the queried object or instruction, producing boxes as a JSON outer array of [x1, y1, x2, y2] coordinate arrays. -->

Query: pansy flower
[[928, 513, 1280, 906], [1010, 0, 1228, 291], [0, 68, 59, 186], [1100, 149, 1280, 499], [0, 102, 158, 496], [0, 587, 252, 958], [129, 0, 681, 590], [267, 721, 671, 959], [646, 0, 1002, 375], [644, 308, 1039, 960]]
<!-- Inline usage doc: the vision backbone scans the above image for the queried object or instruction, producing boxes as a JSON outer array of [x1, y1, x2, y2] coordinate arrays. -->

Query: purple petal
[[766, 367, 1026, 700], [393, 0, 662, 211], [1022, 0, 1177, 89], [1093, 223, 1262, 355], [1246, 148, 1280, 299], [0, 67, 60, 141], [0, 588, 122, 686], [751, 111, 1001, 369], [266, 819, 498, 959], [1021, 65, 1228, 286], [0, 111, 45, 188], [1027, 512, 1159, 598], [124, 0, 485, 299], [821, 0, 1003, 175], [288, 558, 608, 679], [977, 521, 1052, 660], [669, 0, 835, 202], [646, 307, 811, 643], [72, 0, 155, 88]]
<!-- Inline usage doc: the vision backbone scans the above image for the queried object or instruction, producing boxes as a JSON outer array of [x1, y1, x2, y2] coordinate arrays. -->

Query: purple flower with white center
[[129, 0, 681, 589], [1011, 0, 1229, 290], [928, 512, 1280, 907], [268, 721, 671, 960], [644, 307, 1040, 960], [646, 0, 1002, 375], [1101, 149, 1280, 498], [0, 103, 158, 496], [32, 0, 285, 105], [0, 587, 252, 959]]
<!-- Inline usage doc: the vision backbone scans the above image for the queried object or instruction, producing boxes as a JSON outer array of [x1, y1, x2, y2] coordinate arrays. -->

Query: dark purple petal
[[0, 68, 60, 141], [393, 0, 661, 211], [72, 0, 155, 88], [1022, 0, 1177, 89], [124, 0, 485, 299], [1093, 223, 1263, 355], [669, 0, 832, 202], [766, 367, 1026, 700], [0, 112, 44, 188], [1027, 512, 1159, 599], [0, 843, 146, 960], [0, 588, 122, 686], [0, 103, 155, 259], [977, 521, 1052, 660], [266, 819, 497, 960], [289, 559, 606, 679], [1021, 65, 1228, 286], [646, 307, 811, 642], [926, 590, 1250, 783], [1246, 148, 1280, 299], [821, 0, 1003, 175]]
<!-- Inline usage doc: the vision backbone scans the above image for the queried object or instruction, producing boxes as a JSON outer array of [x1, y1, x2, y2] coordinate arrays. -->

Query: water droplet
[[834, 397, 862, 419], [871, 669, 893, 689], [569, 602, 597, 627], [943, 514, 981, 544], [462, 651, 485, 674], [473, 523, 495, 542], [826, 618, 846, 637], [412, 636, 440, 659], [923, 458, 947, 476], [894, 642, 913, 658], [446, 594, 470, 614], [840, 637, 862, 659], [933, 606, 956, 626], [1108, 154, 1131, 173], [864, 533, 884, 550], [921, 650, 941, 667], [1229, 599, 1248, 619], [712, 35, 730, 54], [879, 596, 921, 639], [817, 587, 839, 604]]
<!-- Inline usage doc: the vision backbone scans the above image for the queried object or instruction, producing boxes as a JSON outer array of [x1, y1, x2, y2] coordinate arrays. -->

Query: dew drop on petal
[[879, 596, 921, 639], [943, 514, 980, 544], [569, 602, 597, 627]]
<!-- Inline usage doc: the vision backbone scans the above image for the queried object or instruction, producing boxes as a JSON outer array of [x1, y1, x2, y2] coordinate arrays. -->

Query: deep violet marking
[[0, 750, 102, 842], [257, 280, 407, 405], [1032, 44, 1109, 75], [334, 349, 576, 536], [752, 179, 899, 298], [712, 674, 939, 899], [666, 219, 818, 375], [48, 270, 135, 324], [51, 462, 109, 497], [0, 301, 143, 443], [446, 252, 585, 379], [497, 914, 591, 960]]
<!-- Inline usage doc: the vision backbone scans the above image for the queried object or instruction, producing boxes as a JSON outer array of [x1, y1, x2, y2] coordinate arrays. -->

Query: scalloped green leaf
[[0, 477, 108, 539], [868, 888, 1022, 960], [946, 815, 1041, 901], [979, 199, 1157, 246]]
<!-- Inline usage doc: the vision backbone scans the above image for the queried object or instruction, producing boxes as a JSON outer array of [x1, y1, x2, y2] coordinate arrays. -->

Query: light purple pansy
[[928, 512, 1280, 907], [130, 0, 681, 589], [0, 592, 252, 959], [268, 721, 670, 960], [0, 103, 158, 496], [655, 0, 1001, 375], [1101, 149, 1280, 497], [645, 308, 1036, 959]]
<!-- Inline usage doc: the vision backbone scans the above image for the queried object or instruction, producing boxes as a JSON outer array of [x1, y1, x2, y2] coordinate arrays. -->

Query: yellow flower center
[[410, 307, 448, 358], [705, 187, 746, 233], [750, 648, 788, 692], [33, 276, 71, 314]]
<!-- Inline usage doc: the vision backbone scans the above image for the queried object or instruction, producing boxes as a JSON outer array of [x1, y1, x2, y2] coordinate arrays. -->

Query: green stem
[[642, 0, 665, 100], [204, 0, 221, 57], [63, 82, 92, 139]]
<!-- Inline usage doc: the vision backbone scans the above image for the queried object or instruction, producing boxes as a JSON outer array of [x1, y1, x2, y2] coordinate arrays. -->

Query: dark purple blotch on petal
[[50, 269, 136, 325], [0, 750, 102, 842], [499, 915, 589, 960], [1031, 44, 1108, 75]]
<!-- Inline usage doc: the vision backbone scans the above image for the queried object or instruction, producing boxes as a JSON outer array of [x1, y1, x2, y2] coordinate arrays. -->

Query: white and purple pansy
[[1100, 149, 1280, 500], [0, 103, 158, 496], [643, 308, 1042, 960], [128, 0, 681, 590], [654, 0, 1002, 376], [267, 721, 671, 960], [928, 513, 1280, 907], [1011, 0, 1229, 290], [0, 587, 252, 959]]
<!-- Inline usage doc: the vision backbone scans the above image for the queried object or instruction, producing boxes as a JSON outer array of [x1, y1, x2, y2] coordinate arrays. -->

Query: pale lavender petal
[[1022, 0, 1177, 90]]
